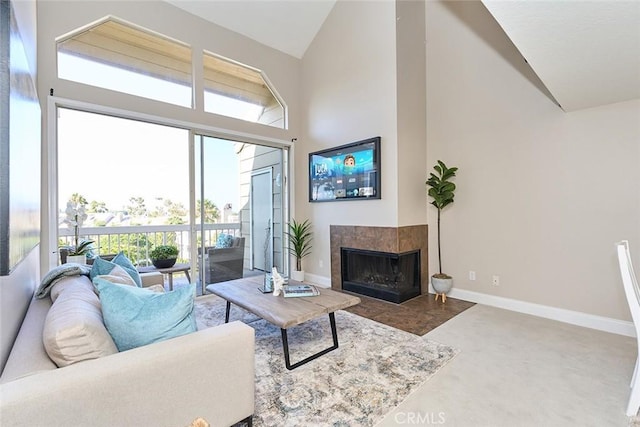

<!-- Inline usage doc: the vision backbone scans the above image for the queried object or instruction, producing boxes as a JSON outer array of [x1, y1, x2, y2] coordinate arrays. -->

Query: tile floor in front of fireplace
[[343, 292, 475, 336]]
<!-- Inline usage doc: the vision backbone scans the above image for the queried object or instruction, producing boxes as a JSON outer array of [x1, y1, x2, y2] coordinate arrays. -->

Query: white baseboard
[[448, 287, 635, 337], [303, 273, 331, 288], [306, 276, 634, 337]]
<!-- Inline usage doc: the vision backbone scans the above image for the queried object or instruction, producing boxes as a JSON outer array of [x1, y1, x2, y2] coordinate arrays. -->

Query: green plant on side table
[[426, 160, 458, 303], [286, 218, 313, 282], [150, 245, 179, 269]]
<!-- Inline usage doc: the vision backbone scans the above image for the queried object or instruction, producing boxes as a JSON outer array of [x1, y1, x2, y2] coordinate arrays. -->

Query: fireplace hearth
[[341, 247, 420, 303]]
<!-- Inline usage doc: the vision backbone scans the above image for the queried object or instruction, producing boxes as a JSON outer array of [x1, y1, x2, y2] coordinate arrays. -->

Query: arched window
[[57, 18, 192, 107], [204, 52, 285, 128]]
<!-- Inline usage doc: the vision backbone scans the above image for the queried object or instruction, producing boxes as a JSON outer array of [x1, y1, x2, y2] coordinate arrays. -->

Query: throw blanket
[[36, 263, 92, 299]]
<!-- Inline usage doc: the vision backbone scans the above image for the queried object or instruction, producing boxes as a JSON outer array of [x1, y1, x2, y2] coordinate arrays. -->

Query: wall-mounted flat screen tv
[[309, 136, 381, 202]]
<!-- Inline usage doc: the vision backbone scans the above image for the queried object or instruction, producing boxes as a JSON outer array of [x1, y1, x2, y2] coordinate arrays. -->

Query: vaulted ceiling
[[166, 0, 640, 112], [164, 0, 336, 59], [482, 0, 640, 112]]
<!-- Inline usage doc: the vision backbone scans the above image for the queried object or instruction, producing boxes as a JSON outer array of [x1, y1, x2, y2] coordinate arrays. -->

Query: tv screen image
[[309, 137, 381, 202]]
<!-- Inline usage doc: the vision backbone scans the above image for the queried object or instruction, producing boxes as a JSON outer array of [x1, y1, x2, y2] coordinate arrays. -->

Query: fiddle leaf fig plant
[[426, 160, 458, 278]]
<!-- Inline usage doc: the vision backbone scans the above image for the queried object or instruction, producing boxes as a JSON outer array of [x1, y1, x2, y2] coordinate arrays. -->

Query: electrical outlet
[[319, 259, 323, 268], [492, 275, 500, 286], [469, 271, 476, 281]]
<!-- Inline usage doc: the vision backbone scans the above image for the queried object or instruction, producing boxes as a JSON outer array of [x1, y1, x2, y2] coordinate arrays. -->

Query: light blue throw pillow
[[94, 278, 196, 352], [216, 233, 234, 248], [90, 252, 142, 287]]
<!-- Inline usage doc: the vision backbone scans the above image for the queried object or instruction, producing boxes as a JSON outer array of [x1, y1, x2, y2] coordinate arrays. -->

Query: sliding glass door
[[56, 107, 288, 293], [194, 134, 287, 292]]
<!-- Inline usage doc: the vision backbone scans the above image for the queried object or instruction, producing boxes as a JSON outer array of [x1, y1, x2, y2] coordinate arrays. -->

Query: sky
[[58, 108, 240, 215]]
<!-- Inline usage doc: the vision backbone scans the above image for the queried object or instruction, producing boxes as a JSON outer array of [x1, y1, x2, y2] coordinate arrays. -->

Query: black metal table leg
[[225, 301, 231, 323], [280, 312, 339, 370]]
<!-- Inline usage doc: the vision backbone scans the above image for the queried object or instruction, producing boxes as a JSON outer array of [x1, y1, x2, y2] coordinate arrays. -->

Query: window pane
[[57, 19, 192, 107], [203, 52, 285, 128], [57, 108, 190, 265]]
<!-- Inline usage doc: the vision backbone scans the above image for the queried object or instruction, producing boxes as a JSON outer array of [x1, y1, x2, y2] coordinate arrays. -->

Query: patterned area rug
[[195, 295, 459, 427]]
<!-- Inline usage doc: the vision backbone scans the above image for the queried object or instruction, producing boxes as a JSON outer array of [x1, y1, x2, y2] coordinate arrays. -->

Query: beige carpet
[[195, 295, 459, 427]]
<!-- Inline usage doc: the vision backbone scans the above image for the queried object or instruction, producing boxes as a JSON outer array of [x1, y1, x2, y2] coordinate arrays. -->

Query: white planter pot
[[431, 276, 453, 295], [290, 270, 305, 282], [66, 255, 86, 264]]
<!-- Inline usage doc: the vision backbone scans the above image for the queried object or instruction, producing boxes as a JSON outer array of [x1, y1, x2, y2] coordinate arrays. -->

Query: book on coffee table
[[282, 284, 320, 298]]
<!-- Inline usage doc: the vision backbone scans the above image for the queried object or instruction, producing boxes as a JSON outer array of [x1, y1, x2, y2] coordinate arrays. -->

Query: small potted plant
[[286, 218, 313, 282], [150, 245, 179, 269], [61, 199, 94, 264], [426, 160, 458, 302]]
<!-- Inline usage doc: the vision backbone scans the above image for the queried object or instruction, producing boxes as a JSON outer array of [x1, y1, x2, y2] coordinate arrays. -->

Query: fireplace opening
[[341, 247, 420, 304]]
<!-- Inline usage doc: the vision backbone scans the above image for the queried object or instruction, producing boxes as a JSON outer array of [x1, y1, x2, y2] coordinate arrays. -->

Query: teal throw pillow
[[90, 257, 117, 280], [216, 233, 234, 248], [94, 278, 196, 352], [112, 252, 142, 286], [90, 252, 142, 287]]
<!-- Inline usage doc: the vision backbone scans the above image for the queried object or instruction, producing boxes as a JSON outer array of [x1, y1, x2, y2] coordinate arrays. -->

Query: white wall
[[426, 1, 640, 320], [299, 0, 398, 277], [396, 0, 427, 227]]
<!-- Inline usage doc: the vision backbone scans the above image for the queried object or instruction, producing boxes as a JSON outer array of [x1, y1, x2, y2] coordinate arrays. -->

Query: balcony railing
[[58, 223, 241, 266]]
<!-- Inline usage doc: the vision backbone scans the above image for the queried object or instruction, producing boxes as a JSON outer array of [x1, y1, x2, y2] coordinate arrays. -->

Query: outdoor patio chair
[[204, 237, 246, 284]]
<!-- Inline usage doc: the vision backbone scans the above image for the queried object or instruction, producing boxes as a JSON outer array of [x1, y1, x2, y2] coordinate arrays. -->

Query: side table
[[137, 263, 191, 291]]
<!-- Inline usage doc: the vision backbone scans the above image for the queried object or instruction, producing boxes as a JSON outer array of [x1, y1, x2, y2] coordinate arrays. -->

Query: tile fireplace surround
[[330, 225, 429, 296]]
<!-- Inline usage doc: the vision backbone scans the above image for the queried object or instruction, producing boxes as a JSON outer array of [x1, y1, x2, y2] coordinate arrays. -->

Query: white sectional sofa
[[0, 274, 255, 427]]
